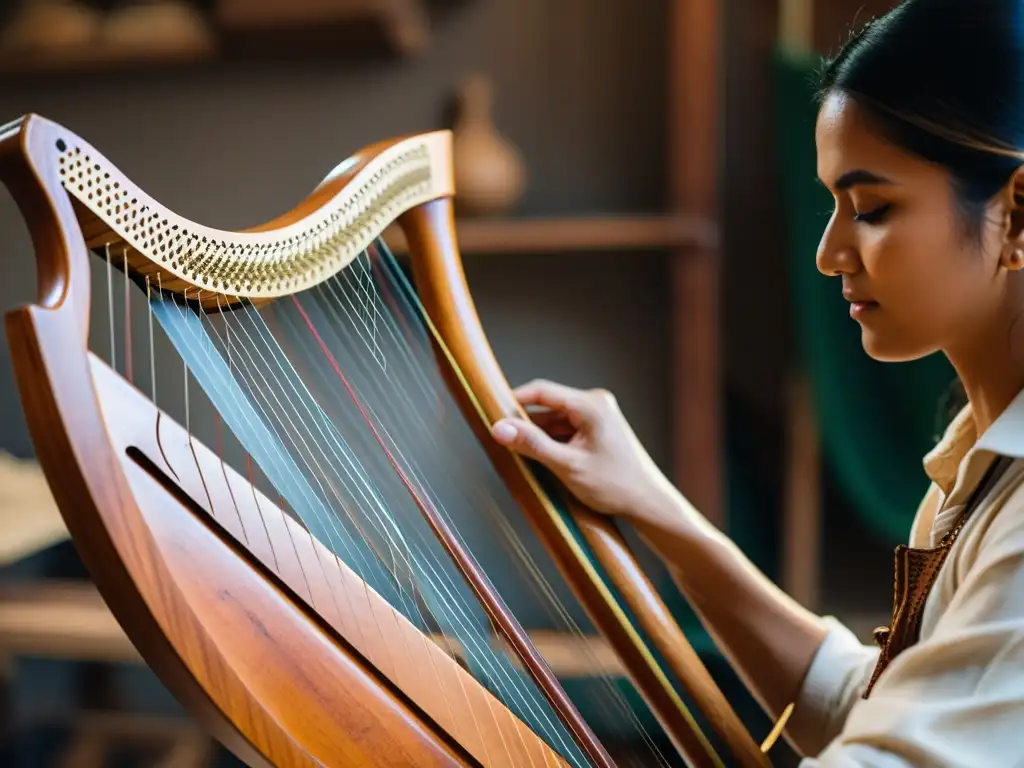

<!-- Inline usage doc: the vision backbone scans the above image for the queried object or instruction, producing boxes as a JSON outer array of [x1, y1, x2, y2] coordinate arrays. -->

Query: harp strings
[[104, 243, 680, 767], [285, 246, 673, 765], [303, 249, 675, 765], [289, 253, 672, 765], [152, 279, 590, 767], [359, 245, 676, 763], [226, 290, 543, 725]]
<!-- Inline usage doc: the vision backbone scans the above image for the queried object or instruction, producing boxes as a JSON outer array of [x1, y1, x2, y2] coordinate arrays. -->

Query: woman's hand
[[490, 379, 683, 523], [494, 382, 829, 731]]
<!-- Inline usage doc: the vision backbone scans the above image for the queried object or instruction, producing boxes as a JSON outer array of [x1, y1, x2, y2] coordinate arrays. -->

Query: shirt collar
[[923, 403, 977, 497], [976, 385, 1024, 458], [924, 386, 1024, 493], [920, 386, 1024, 542]]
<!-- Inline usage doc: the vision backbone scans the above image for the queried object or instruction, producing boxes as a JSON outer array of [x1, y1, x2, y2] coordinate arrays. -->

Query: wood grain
[[0, 111, 767, 767], [92, 354, 566, 768], [401, 198, 766, 767], [1, 114, 509, 767], [8, 253, 476, 768]]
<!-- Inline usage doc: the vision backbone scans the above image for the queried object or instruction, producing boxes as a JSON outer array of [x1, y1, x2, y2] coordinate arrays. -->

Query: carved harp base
[[6, 303, 475, 768]]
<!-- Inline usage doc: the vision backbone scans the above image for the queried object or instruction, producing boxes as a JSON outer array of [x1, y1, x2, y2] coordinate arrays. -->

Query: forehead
[[815, 91, 924, 184]]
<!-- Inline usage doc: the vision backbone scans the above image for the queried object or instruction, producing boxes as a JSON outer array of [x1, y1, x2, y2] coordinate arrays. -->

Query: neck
[[947, 303, 1024, 437], [954, 357, 1023, 436]]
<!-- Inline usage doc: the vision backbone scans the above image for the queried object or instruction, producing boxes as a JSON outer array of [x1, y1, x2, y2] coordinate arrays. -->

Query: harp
[[0, 114, 775, 767]]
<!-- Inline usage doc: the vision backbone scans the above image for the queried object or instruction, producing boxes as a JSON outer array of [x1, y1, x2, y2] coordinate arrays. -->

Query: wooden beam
[[384, 214, 718, 256], [0, 581, 140, 663], [782, 373, 821, 610], [0, 580, 628, 677], [0, 453, 69, 567], [668, 0, 723, 527], [779, 0, 814, 54]]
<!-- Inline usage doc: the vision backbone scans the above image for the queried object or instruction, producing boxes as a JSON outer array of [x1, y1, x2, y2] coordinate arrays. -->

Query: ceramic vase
[[451, 74, 526, 216]]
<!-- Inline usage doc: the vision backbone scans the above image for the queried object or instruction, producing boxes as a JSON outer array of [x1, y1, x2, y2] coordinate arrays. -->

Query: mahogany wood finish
[[0, 115, 572, 767], [2, 114, 486, 768], [96, 356, 570, 768], [401, 200, 766, 768], [1, 112, 771, 767]]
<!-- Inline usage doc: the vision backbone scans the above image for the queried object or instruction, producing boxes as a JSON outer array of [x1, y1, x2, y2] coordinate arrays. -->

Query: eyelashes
[[853, 203, 892, 224]]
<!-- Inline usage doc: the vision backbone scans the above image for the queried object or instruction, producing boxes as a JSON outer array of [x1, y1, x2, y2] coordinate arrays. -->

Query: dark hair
[[816, 0, 1024, 241], [815, 0, 1024, 433]]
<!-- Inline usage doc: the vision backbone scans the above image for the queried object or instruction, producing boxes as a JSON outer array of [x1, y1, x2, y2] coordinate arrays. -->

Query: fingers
[[526, 410, 576, 441], [512, 379, 598, 421], [491, 417, 576, 468]]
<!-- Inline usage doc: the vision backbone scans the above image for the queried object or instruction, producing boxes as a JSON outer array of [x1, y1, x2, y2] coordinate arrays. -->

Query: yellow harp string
[[760, 703, 793, 754], [378, 243, 727, 768]]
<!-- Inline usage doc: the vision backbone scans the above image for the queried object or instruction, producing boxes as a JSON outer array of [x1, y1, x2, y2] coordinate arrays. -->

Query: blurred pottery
[[451, 74, 526, 216], [0, 0, 101, 52], [100, 0, 215, 54]]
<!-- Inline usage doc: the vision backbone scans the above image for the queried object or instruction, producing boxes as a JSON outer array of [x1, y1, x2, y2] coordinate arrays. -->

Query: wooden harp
[[0, 114, 770, 767]]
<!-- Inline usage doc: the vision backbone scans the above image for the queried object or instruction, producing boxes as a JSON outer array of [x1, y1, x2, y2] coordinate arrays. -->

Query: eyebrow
[[832, 169, 894, 190]]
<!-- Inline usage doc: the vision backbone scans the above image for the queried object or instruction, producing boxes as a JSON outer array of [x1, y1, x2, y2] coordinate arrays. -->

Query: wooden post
[[779, 0, 823, 613], [783, 373, 821, 609], [668, 0, 723, 527]]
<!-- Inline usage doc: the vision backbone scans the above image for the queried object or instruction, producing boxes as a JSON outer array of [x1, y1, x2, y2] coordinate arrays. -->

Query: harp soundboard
[[0, 114, 772, 768]]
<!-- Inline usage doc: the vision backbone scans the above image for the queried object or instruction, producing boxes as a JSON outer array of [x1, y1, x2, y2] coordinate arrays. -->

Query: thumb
[[491, 418, 574, 468]]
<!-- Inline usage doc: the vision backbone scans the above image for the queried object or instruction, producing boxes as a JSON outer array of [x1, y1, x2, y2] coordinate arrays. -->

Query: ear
[[1000, 166, 1024, 271]]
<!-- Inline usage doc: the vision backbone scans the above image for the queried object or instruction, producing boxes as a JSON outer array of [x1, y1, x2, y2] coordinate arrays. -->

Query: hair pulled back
[[817, 0, 1024, 238]]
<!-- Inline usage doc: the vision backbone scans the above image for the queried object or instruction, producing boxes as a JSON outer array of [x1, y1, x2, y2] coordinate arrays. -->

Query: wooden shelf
[[0, 580, 630, 677], [0, 581, 140, 663], [217, 0, 430, 59], [0, 39, 215, 77], [383, 214, 719, 256], [0, 0, 429, 77]]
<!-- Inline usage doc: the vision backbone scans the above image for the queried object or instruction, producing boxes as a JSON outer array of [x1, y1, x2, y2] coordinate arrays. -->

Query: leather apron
[[863, 455, 1014, 699]]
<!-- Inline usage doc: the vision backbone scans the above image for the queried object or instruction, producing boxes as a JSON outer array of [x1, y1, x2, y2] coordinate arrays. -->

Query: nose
[[816, 214, 861, 277]]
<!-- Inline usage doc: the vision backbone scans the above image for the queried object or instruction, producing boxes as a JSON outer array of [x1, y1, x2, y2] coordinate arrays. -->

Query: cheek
[[864, 220, 985, 319]]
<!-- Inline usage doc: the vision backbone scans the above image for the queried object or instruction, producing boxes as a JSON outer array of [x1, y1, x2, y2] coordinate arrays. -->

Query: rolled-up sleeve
[[785, 617, 879, 756], [796, 490, 1024, 767]]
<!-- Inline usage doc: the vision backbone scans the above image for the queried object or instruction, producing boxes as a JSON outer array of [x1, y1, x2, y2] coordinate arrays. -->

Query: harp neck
[[3, 113, 455, 312]]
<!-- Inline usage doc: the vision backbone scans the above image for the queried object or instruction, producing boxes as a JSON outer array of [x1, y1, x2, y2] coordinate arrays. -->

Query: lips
[[843, 289, 878, 305], [843, 290, 874, 303], [848, 299, 879, 319]]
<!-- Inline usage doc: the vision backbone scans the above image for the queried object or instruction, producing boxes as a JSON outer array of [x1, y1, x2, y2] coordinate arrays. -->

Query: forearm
[[630, 490, 829, 719]]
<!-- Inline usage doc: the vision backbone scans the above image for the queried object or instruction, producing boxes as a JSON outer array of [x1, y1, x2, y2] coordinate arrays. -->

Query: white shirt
[[786, 387, 1024, 767]]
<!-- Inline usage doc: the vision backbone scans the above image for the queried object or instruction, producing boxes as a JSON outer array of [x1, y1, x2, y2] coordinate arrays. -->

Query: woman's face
[[815, 91, 1013, 362]]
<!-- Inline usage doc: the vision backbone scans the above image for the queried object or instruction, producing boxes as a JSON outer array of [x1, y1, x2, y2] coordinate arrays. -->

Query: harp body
[[0, 114, 768, 767]]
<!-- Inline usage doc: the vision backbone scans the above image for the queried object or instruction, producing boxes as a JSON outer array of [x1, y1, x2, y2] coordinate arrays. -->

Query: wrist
[[627, 491, 735, 602], [627, 479, 724, 542], [628, 478, 694, 528]]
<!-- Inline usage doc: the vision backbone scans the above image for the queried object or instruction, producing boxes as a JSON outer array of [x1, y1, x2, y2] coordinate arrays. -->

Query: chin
[[860, 328, 937, 363]]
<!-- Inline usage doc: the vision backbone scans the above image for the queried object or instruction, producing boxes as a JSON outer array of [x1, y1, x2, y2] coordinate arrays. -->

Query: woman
[[492, 1, 1024, 765]]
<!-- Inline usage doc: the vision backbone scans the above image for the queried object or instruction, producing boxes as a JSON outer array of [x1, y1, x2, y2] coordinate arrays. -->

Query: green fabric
[[773, 49, 956, 544]]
